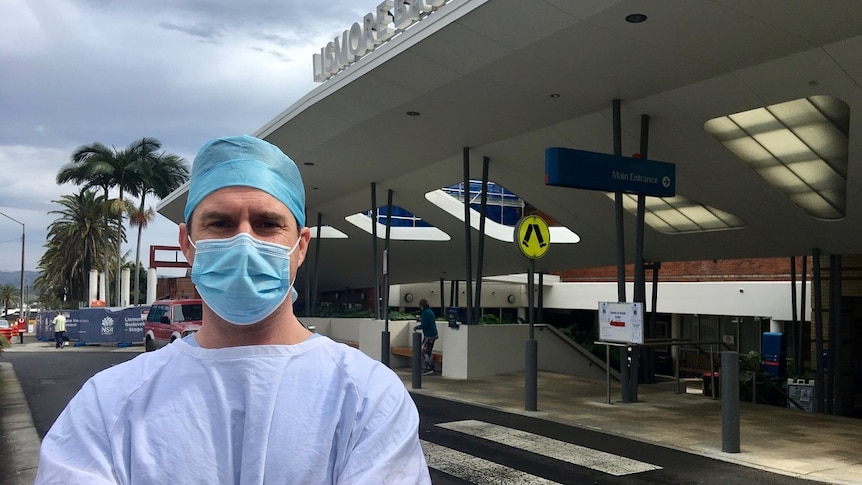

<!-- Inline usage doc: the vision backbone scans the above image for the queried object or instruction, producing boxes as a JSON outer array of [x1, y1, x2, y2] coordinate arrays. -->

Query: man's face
[[180, 186, 310, 275]]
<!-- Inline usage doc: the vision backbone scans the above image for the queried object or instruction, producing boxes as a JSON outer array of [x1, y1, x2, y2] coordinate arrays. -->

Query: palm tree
[[36, 190, 123, 304], [0, 284, 18, 318], [129, 152, 188, 305], [57, 137, 160, 306]]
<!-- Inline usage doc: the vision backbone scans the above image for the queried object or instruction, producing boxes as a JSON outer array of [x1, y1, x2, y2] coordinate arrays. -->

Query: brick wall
[[155, 277, 199, 301], [557, 256, 810, 282]]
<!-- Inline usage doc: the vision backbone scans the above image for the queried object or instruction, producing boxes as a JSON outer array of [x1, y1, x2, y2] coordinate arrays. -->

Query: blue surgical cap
[[184, 135, 306, 227]]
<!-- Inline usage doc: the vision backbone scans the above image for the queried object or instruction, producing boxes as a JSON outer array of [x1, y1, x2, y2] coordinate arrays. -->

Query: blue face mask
[[189, 233, 300, 325]]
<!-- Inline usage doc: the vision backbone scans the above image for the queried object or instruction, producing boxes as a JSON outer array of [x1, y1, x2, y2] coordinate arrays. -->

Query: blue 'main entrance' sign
[[545, 147, 676, 197]]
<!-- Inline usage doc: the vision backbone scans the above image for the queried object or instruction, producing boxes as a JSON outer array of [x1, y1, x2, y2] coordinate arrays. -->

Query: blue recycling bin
[[761, 332, 786, 378]]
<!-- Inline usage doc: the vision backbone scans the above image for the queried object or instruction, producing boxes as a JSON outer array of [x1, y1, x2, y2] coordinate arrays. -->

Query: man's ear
[[296, 227, 312, 266], [179, 223, 194, 264]]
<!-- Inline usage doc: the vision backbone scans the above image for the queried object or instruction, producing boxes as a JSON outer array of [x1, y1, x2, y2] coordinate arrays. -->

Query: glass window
[[146, 305, 169, 323]]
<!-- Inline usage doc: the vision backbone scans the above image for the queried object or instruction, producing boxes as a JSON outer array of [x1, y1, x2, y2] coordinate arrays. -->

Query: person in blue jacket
[[414, 298, 439, 375]]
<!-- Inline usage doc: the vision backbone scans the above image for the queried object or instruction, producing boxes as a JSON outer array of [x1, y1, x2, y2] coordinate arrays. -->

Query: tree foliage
[[0, 284, 18, 316], [36, 190, 124, 304], [52, 138, 188, 306]]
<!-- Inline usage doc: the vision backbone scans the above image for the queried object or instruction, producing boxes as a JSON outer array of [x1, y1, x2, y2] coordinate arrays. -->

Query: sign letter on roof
[[313, 0, 447, 82], [545, 147, 675, 197]]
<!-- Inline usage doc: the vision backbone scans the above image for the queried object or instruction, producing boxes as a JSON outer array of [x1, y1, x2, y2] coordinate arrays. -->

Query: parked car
[[144, 299, 203, 352]]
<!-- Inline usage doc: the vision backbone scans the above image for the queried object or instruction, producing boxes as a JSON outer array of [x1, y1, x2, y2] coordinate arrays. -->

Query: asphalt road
[[413, 393, 818, 484], [4, 349, 823, 484], [5, 350, 136, 438]]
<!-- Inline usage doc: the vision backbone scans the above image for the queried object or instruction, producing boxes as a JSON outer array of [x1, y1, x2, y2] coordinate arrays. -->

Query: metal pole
[[813, 248, 824, 412], [462, 147, 473, 325], [613, 99, 626, 304], [606, 344, 612, 404], [20, 226, 24, 319], [799, 255, 807, 377], [381, 190, 394, 367], [0, 212, 25, 321], [537, 272, 544, 324], [829, 255, 842, 415], [525, 259, 537, 411], [709, 345, 716, 399], [439, 278, 445, 317], [370, 183, 380, 320], [412, 330, 422, 389], [312, 213, 322, 317], [631, 113, 649, 392], [721, 351, 740, 453], [304, 261, 311, 318], [634, 115, 649, 306], [612, 99, 630, 402], [650, 261, 661, 382], [528, 260, 535, 341], [790, 256, 799, 376], [474, 156, 490, 323], [674, 343, 681, 394], [452, 280, 458, 308]]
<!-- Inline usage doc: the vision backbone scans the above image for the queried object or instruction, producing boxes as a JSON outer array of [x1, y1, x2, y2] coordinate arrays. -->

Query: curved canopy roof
[[158, 0, 862, 291]]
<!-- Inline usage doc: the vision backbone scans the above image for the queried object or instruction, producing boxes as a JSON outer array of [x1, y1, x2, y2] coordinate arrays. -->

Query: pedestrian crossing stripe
[[436, 420, 662, 476], [421, 440, 562, 485]]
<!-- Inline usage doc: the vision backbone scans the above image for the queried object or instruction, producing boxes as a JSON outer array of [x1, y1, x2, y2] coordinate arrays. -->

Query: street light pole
[[0, 211, 25, 319]]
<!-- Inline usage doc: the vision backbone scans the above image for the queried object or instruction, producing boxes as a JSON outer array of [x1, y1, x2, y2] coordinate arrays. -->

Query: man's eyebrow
[[256, 211, 289, 222], [196, 210, 232, 222]]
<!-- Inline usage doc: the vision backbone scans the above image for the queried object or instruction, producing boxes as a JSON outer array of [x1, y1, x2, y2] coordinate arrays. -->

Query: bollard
[[381, 331, 390, 368], [412, 331, 422, 389], [620, 347, 631, 402], [721, 351, 740, 453]]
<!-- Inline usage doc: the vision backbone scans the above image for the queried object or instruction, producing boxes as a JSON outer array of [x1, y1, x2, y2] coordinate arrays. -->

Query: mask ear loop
[[286, 236, 302, 305]]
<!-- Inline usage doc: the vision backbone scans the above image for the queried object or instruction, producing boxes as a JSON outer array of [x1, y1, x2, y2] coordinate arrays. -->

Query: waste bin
[[447, 307, 465, 328], [702, 372, 720, 397]]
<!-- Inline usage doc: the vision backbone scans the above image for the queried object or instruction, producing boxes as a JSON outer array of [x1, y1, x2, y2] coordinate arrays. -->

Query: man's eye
[[256, 221, 280, 230]]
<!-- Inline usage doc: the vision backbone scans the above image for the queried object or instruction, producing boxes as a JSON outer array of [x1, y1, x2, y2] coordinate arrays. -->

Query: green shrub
[[387, 310, 418, 321], [480, 313, 503, 325]]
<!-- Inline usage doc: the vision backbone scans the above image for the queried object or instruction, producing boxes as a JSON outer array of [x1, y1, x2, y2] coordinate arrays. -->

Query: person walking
[[414, 298, 439, 375], [36, 135, 431, 484], [51, 311, 66, 349]]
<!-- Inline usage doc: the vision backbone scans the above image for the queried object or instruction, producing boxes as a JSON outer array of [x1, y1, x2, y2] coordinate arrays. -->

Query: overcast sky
[[0, 0, 371, 275]]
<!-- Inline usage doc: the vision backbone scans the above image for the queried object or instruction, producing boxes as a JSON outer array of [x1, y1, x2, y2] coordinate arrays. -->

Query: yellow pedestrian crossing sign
[[515, 215, 550, 259]]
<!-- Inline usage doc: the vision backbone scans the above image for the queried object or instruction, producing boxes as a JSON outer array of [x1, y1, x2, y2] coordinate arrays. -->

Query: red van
[[144, 299, 203, 352]]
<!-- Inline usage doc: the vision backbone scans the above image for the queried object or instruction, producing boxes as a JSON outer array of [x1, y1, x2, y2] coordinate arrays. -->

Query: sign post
[[514, 215, 550, 411], [546, 146, 676, 404], [598, 301, 645, 403]]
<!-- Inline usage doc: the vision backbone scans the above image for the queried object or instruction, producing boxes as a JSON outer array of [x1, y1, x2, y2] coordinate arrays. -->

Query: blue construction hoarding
[[37, 307, 146, 346]]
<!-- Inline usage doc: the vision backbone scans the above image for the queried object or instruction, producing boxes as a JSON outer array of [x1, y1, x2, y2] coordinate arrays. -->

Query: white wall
[[391, 279, 808, 322], [308, 318, 610, 381], [541, 281, 809, 321]]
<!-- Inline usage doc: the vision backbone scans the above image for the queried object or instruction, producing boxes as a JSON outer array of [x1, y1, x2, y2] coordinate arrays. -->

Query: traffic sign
[[514, 215, 550, 259]]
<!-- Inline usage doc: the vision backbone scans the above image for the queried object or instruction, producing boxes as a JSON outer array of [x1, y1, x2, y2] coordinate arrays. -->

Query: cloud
[[0, 0, 377, 272], [158, 21, 225, 43]]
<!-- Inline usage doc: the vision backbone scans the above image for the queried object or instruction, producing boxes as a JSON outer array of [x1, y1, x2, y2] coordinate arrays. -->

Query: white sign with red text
[[598, 302, 644, 344]]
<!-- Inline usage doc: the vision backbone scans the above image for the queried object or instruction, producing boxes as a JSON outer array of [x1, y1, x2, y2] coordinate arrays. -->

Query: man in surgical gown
[[35, 135, 431, 484]]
